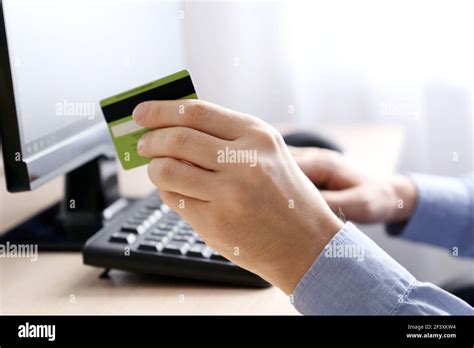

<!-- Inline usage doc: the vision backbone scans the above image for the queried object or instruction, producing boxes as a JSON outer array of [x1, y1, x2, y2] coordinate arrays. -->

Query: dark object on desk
[[447, 286, 474, 306], [283, 130, 343, 153], [83, 192, 270, 287], [443, 276, 474, 306]]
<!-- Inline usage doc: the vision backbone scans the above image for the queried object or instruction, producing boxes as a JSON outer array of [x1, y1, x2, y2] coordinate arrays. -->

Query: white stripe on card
[[111, 119, 144, 137]]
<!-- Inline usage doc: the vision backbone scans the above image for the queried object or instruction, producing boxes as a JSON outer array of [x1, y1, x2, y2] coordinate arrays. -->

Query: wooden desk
[[0, 124, 403, 314]]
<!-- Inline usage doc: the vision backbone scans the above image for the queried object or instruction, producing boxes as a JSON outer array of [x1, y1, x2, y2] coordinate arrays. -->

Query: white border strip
[[111, 119, 144, 137]]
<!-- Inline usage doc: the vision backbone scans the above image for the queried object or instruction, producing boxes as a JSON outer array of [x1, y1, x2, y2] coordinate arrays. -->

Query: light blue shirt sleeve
[[293, 222, 473, 315], [386, 174, 474, 257], [294, 174, 474, 315]]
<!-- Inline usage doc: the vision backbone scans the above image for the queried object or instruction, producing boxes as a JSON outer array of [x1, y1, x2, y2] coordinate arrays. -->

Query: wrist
[[389, 175, 418, 222], [264, 209, 343, 295]]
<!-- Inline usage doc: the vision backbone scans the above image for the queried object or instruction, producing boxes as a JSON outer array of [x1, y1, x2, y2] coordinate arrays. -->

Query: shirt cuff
[[386, 174, 473, 256], [293, 222, 415, 315]]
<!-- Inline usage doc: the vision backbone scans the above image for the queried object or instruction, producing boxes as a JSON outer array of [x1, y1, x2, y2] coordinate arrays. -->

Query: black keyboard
[[82, 191, 270, 287]]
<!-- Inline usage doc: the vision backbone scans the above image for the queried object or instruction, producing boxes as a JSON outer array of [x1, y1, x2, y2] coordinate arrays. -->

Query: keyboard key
[[172, 235, 195, 244], [148, 210, 163, 223], [109, 233, 137, 244], [160, 236, 170, 244], [142, 220, 154, 229], [153, 224, 171, 231], [187, 244, 212, 258], [121, 223, 147, 234], [144, 236, 161, 242], [146, 200, 162, 210], [150, 229, 172, 237], [126, 217, 143, 225], [133, 212, 151, 220], [146, 235, 170, 244], [210, 251, 230, 262], [176, 230, 194, 236], [138, 242, 163, 252], [156, 221, 175, 229], [162, 241, 190, 255], [166, 214, 180, 221]]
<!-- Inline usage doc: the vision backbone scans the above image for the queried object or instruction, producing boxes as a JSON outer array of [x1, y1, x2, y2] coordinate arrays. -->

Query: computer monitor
[[0, 0, 187, 248], [0, 0, 186, 191]]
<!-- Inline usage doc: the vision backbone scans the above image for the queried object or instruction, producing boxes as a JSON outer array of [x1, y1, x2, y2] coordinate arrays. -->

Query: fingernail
[[137, 135, 146, 154], [133, 102, 147, 124]]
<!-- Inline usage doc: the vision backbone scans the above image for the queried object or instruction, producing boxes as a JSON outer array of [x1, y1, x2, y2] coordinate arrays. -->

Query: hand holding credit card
[[100, 70, 198, 170]]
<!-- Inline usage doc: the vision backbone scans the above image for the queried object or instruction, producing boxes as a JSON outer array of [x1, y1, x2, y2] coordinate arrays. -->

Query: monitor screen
[[1, 0, 186, 189]]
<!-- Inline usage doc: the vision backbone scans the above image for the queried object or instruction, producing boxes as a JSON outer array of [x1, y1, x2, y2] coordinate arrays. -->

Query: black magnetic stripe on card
[[101, 75, 196, 123]]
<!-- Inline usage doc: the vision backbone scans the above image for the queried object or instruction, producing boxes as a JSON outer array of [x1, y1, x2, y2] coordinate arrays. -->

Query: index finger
[[133, 100, 256, 140]]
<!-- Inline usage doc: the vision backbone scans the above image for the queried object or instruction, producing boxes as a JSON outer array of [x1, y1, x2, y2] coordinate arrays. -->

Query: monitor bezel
[[0, 0, 29, 191], [0, 0, 114, 192]]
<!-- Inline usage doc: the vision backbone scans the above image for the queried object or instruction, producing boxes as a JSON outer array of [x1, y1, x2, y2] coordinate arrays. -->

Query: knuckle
[[271, 127, 285, 145], [254, 126, 283, 150], [187, 100, 209, 124], [168, 129, 191, 148], [158, 158, 176, 181], [149, 158, 176, 184]]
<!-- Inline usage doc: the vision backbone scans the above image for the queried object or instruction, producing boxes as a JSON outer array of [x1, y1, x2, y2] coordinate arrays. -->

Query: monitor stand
[[0, 157, 130, 251]]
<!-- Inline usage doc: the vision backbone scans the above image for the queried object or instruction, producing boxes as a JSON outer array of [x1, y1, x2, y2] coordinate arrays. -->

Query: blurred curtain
[[182, 0, 473, 175], [284, 0, 473, 176]]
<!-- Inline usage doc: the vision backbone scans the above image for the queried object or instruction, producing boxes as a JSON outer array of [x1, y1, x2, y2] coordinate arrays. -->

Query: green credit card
[[100, 69, 198, 170]]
